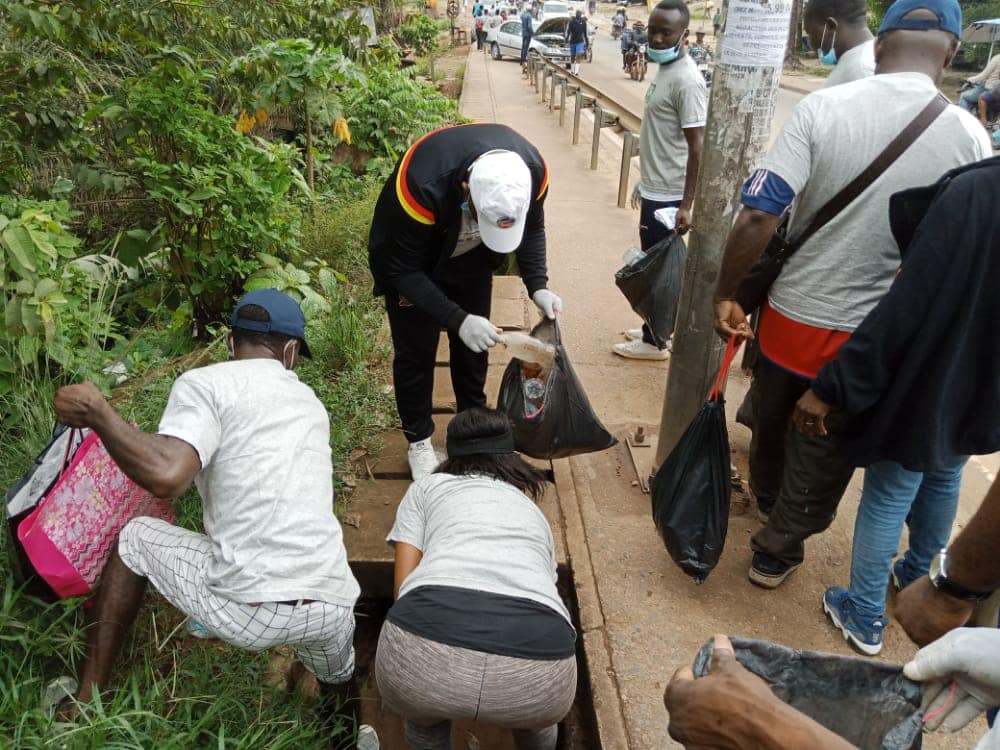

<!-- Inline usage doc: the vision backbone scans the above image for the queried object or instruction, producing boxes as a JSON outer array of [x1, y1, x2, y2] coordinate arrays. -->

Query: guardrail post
[[590, 105, 616, 170], [573, 91, 594, 145], [548, 71, 561, 112], [560, 82, 578, 127], [617, 131, 641, 208], [541, 67, 550, 103]]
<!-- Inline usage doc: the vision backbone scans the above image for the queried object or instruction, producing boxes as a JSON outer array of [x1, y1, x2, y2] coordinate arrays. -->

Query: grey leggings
[[376, 621, 577, 750]]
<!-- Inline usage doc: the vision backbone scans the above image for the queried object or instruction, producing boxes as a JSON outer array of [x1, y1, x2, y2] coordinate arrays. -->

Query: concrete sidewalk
[[460, 47, 991, 749]]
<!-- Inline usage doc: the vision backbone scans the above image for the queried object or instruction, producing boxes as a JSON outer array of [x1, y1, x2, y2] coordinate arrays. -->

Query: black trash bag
[[498, 318, 617, 459], [693, 637, 922, 750], [614, 233, 687, 349], [650, 337, 740, 583]]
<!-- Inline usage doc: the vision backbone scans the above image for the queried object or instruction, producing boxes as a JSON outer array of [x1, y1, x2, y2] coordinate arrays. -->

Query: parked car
[[487, 17, 593, 63]]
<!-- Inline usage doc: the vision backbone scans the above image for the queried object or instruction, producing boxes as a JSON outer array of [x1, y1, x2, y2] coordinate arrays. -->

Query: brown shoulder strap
[[788, 93, 950, 253]]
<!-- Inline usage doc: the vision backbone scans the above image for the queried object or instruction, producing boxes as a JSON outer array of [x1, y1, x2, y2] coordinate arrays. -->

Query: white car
[[538, 0, 571, 22], [487, 17, 592, 64]]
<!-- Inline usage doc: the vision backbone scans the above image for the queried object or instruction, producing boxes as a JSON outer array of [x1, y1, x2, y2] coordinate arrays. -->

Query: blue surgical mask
[[817, 25, 837, 66], [647, 36, 684, 64]]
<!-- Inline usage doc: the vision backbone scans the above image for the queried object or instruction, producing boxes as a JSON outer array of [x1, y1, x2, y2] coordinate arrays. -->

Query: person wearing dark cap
[[49, 289, 371, 744], [375, 407, 577, 750], [368, 124, 562, 480], [713, 0, 991, 594]]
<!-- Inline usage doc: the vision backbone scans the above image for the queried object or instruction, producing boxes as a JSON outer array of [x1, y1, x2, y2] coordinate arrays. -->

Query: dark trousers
[[384, 274, 493, 443], [638, 197, 681, 347], [521, 36, 531, 63], [476, 28, 486, 50], [749, 356, 855, 566]]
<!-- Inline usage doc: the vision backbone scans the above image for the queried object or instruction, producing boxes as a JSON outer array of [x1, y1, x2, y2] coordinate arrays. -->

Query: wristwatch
[[928, 549, 993, 602]]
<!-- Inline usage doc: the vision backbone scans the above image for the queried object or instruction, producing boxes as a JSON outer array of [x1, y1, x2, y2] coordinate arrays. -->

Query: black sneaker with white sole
[[748, 552, 800, 589]]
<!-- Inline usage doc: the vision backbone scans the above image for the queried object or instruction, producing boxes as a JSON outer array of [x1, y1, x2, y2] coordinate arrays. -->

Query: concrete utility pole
[[653, 0, 794, 468]]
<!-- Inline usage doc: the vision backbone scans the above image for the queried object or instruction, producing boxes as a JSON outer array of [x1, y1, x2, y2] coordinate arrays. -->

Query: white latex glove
[[903, 627, 1000, 733], [458, 315, 501, 353], [532, 289, 563, 319], [630, 183, 642, 210]]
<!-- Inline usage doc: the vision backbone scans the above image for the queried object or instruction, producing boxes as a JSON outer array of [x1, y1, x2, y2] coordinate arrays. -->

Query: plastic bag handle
[[708, 335, 742, 402], [59, 426, 78, 478], [551, 317, 563, 346]]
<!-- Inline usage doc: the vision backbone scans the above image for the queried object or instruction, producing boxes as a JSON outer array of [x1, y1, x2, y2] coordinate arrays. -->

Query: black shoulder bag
[[734, 94, 949, 313]]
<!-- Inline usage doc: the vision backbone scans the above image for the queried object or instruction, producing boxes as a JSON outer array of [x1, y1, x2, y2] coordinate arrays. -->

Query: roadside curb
[[553, 457, 632, 749]]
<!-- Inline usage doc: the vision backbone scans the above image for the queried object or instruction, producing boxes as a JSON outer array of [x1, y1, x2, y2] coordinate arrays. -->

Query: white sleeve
[[760, 97, 816, 194], [157, 374, 221, 469], [387, 482, 426, 550]]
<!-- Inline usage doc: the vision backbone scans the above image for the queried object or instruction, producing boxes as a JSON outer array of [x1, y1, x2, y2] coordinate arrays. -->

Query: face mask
[[282, 340, 295, 370], [647, 36, 684, 65], [817, 24, 837, 66]]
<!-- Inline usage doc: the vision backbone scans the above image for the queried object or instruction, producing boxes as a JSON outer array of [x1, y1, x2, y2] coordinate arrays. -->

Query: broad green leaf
[[33, 278, 59, 299], [2, 225, 38, 273], [15, 279, 34, 295], [189, 188, 216, 200], [4, 297, 22, 333], [21, 302, 42, 336]]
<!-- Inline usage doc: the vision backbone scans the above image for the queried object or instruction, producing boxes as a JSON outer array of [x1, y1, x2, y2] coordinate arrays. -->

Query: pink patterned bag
[[16, 429, 175, 598]]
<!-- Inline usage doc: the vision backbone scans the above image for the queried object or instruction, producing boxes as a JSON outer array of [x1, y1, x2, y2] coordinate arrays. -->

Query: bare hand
[[676, 206, 693, 235], [630, 183, 642, 210], [53, 382, 110, 429], [793, 389, 831, 436], [714, 300, 753, 342], [665, 635, 784, 748], [896, 576, 975, 647]]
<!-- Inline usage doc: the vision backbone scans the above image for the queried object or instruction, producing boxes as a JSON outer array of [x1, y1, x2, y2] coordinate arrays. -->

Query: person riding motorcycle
[[622, 21, 647, 73], [611, 7, 627, 39]]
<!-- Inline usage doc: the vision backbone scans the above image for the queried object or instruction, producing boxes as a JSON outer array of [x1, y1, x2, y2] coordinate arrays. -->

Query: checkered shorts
[[119, 517, 355, 684]]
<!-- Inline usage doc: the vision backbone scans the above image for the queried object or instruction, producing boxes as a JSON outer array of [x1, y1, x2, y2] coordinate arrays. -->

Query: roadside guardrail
[[524, 55, 643, 208]]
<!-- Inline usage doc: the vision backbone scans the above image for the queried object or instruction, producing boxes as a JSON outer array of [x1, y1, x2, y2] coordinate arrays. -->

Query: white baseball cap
[[469, 150, 532, 254]]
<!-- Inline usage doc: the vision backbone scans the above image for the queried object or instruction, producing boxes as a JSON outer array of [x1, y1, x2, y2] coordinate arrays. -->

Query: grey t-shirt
[[762, 72, 991, 331], [387, 473, 572, 624], [639, 55, 708, 202]]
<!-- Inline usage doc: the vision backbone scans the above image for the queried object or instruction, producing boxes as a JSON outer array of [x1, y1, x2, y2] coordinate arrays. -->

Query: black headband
[[446, 430, 516, 457]]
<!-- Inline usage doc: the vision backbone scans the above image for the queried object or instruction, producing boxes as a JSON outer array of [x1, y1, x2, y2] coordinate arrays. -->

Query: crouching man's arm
[[54, 382, 201, 498]]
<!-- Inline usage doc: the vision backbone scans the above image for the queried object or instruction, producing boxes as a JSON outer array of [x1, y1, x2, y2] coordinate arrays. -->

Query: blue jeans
[[960, 83, 986, 111], [848, 458, 967, 619], [638, 197, 681, 347], [521, 36, 531, 64]]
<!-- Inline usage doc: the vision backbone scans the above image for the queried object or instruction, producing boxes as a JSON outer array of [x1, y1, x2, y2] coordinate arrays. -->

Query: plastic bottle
[[523, 378, 546, 400], [622, 245, 645, 266]]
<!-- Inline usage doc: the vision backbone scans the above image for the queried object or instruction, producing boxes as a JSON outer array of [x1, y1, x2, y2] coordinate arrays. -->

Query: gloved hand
[[532, 289, 563, 319], [458, 315, 501, 353], [903, 627, 1000, 732], [630, 183, 642, 210]]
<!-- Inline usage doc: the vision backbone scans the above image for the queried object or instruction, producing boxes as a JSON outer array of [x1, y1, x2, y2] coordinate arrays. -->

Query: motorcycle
[[959, 81, 1000, 148], [611, 22, 623, 40], [627, 43, 647, 81], [697, 59, 713, 87]]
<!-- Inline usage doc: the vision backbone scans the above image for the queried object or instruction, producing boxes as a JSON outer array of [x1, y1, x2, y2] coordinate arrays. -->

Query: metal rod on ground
[[653, 0, 793, 470]]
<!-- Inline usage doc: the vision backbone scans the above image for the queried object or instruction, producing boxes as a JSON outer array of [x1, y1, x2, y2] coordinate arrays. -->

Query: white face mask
[[282, 340, 296, 370]]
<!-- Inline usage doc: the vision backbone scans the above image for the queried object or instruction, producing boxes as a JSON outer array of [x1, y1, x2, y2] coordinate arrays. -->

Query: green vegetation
[[1, 0, 460, 745]]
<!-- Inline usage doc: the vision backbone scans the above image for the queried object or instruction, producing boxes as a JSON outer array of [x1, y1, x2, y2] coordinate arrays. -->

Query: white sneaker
[[612, 340, 670, 360], [357, 724, 380, 750], [623, 328, 643, 341], [407, 437, 440, 480]]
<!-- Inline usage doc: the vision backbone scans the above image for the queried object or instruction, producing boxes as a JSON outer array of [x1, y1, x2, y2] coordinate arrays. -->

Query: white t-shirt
[[761, 72, 991, 331], [639, 55, 708, 202], [823, 39, 875, 88], [387, 473, 572, 624], [158, 358, 360, 607]]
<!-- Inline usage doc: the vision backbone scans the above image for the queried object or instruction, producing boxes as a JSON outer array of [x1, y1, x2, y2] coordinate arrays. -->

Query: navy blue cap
[[231, 288, 312, 358], [878, 0, 962, 37]]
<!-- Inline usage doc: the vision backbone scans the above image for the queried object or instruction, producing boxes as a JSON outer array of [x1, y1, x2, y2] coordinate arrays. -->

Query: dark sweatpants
[[385, 272, 493, 443], [749, 357, 855, 567]]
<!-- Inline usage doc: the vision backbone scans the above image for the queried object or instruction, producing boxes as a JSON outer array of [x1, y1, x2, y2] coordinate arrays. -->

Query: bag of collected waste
[[614, 233, 687, 349], [650, 335, 740, 583], [693, 637, 922, 750], [498, 318, 617, 459]]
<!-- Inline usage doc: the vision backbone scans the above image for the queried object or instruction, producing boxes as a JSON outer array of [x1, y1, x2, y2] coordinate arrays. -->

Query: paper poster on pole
[[719, 0, 792, 68]]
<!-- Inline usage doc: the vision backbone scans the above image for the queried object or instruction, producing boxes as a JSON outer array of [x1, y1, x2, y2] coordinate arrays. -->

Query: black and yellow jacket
[[368, 123, 550, 331]]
